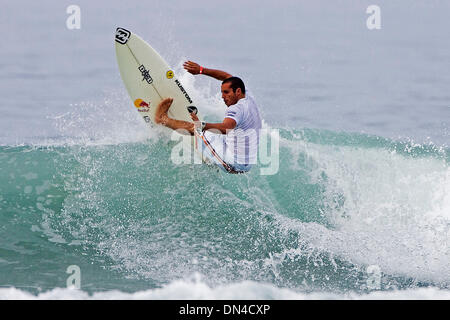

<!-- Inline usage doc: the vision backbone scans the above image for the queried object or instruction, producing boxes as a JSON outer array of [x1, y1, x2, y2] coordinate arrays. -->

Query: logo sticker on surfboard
[[166, 70, 174, 79], [115, 28, 131, 45], [138, 65, 153, 84], [134, 99, 150, 112]]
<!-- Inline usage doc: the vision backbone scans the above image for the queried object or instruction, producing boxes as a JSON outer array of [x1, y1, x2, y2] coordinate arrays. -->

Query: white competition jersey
[[223, 91, 262, 165]]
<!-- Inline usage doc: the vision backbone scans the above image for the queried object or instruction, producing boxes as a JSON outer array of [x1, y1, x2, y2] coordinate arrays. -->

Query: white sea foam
[[277, 136, 450, 284], [17, 63, 226, 148], [0, 276, 448, 300]]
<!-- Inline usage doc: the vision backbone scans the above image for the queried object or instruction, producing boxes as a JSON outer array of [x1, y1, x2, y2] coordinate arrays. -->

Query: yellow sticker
[[166, 70, 174, 79]]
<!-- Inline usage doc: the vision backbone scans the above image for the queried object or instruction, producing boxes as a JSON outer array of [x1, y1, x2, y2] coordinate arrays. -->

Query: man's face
[[221, 82, 241, 107]]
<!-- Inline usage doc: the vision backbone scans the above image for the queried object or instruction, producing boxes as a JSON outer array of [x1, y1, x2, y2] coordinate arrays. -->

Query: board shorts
[[194, 130, 252, 174]]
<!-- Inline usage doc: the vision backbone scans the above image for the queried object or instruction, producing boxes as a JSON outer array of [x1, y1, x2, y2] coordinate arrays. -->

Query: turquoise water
[[1, 128, 448, 296]]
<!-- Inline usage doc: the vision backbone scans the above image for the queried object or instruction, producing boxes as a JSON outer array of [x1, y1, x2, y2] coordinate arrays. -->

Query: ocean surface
[[0, 0, 449, 299]]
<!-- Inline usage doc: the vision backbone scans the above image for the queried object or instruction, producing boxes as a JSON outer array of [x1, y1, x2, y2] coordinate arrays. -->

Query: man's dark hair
[[222, 77, 246, 94]]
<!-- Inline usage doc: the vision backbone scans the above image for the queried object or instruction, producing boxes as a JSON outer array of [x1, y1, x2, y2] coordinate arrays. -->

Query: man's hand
[[183, 61, 201, 75], [154, 98, 173, 124], [190, 111, 202, 132], [190, 111, 199, 122]]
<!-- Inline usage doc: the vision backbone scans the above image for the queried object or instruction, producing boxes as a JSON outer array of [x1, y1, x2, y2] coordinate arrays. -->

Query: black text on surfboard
[[138, 65, 153, 84], [175, 79, 193, 104]]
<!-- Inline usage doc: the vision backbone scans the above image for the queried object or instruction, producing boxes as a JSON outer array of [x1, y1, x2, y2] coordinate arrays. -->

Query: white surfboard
[[114, 27, 202, 126], [114, 28, 241, 173]]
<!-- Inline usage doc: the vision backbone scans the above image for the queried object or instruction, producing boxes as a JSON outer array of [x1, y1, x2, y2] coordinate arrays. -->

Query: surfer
[[154, 61, 262, 173]]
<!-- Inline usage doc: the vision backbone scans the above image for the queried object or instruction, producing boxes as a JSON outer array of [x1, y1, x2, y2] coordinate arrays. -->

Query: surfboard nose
[[115, 27, 131, 45]]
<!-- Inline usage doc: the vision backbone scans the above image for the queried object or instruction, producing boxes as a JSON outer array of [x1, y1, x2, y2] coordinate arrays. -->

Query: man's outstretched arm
[[183, 61, 232, 81]]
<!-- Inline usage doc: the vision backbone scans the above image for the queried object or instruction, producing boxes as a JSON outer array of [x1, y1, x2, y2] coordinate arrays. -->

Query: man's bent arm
[[204, 118, 236, 134], [161, 117, 195, 135], [155, 99, 236, 135]]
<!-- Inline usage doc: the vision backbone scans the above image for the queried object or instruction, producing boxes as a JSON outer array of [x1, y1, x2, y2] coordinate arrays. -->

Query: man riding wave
[[155, 61, 262, 173]]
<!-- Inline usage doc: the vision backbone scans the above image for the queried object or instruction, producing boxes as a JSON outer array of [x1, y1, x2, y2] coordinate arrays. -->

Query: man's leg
[[154, 98, 194, 135]]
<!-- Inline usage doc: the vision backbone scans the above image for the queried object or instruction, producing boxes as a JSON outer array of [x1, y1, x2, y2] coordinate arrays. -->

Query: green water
[[0, 128, 448, 294]]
